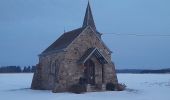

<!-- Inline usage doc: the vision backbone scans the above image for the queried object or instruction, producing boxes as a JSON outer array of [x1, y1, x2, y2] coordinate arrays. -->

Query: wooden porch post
[[102, 64, 104, 83]]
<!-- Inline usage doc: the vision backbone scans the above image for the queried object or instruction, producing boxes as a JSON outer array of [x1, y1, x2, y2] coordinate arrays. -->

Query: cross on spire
[[82, 1, 96, 30]]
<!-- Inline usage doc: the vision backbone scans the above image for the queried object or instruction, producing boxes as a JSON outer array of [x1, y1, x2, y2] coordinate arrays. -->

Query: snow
[[0, 73, 170, 100]]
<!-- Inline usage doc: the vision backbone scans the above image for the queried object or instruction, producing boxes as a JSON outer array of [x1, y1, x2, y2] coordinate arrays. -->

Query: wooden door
[[84, 59, 95, 85]]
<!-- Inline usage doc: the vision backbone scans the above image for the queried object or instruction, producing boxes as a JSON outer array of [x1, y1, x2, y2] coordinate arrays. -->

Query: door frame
[[84, 59, 95, 85]]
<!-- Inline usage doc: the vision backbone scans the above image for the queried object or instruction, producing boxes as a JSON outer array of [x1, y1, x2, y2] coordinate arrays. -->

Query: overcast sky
[[0, 0, 170, 69]]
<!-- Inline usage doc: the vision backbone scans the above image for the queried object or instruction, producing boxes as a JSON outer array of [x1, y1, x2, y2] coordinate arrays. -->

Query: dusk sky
[[0, 0, 170, 69]]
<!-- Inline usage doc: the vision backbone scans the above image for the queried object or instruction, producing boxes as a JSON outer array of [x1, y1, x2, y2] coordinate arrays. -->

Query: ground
[[0, 73, 170, 100]]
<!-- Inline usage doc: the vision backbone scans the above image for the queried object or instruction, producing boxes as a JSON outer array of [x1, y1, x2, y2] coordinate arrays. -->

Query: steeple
[[82, 1, 96, 30]]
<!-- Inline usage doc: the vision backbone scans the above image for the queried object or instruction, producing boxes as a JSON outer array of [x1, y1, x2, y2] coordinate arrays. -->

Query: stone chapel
[[31, 2, 118, 92]]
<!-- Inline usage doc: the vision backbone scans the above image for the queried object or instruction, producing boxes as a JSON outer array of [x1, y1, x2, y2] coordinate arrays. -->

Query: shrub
[[69, 84, 86, 94], [116, 83, 126, 91], [106, 83, 115, 91]]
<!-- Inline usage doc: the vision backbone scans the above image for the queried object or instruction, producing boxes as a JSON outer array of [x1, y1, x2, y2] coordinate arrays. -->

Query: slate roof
[[78, 47, 108, 64], [82, 2, 96, 30], [42, 27, 84, 54]]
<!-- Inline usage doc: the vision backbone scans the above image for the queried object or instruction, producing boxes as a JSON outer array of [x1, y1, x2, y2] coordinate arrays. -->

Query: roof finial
[[82, 1, 96, 30]]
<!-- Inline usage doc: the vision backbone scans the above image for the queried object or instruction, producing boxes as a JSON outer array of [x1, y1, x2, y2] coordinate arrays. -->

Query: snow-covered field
[[0, 73, 170, 100]]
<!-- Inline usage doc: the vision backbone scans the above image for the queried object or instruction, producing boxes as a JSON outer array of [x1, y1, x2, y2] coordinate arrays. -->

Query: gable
[[78, 47, 108, 64], [90, 27, 112, 54], [82, 26, 112, 54], [64, 26, 112, 62]]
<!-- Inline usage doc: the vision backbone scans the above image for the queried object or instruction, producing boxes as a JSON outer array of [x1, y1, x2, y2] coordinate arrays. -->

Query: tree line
[[116, 68, 170, 74], [0, 66, 36, 73]]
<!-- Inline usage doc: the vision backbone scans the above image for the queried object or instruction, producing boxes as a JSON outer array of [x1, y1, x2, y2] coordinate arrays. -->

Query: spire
[[82, 1, 96, 30]]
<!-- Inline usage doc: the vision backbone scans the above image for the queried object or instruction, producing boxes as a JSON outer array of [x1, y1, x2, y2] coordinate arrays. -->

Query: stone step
[[86, 84, 106, 92]]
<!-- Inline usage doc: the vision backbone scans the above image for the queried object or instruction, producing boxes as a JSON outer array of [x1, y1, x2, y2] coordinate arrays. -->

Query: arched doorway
[[84, 59, 95, 85]]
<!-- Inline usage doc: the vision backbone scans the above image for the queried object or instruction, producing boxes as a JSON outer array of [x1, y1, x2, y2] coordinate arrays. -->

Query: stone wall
[[56, 26, 118, 91], [32, 26, 118, 92], [69, 27, 117, 81], [32, 51, 66, 90]]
